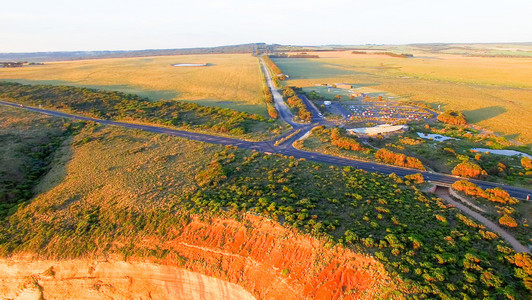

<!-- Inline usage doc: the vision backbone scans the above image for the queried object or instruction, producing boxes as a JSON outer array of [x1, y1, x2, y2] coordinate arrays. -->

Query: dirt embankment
[[0, 259, 256, 299], [1, 215, 399, 299]]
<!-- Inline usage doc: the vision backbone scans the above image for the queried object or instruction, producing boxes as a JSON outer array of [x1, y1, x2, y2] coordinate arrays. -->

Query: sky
[[1, 0, 531, 52]]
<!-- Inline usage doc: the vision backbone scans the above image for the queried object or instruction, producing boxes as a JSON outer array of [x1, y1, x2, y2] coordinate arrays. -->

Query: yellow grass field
[[0, 54, 267, 115], [275, 51, 532, 144]]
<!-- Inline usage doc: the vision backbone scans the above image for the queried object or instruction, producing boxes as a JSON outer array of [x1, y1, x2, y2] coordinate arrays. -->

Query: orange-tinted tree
[[437, 110, 467, 126], [498, 215, 518, 227], [522, 157, 532, 169], [452, 161, 487, 179], [405, 173, 424, 184], [375, 148, 425, 170], [282, 87, 312, 122], [452, 180, 488, 198]]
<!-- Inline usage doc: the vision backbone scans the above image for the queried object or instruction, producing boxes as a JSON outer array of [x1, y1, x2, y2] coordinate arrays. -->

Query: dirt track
[[435, 186, 530, 253]]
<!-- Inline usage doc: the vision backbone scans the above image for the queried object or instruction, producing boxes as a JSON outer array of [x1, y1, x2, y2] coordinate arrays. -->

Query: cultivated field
[[274, 51, 532, 144], [0, 54, 267, 115]]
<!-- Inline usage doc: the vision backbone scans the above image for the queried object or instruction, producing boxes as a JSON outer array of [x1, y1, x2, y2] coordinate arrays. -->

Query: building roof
[[347, 124, 408, 135]]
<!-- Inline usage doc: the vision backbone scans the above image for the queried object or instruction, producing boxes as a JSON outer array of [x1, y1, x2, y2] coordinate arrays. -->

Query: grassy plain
[[274, 51, 532, 144], [0, 107, 76, 217], [0, 54, 267, 115], [0, 108, 530, 298]]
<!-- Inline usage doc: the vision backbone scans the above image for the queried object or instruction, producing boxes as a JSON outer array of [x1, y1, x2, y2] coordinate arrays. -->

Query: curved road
[[2, 100, 531, 201]]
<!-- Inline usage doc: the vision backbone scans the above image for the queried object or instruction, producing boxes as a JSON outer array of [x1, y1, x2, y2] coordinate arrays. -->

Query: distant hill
[[2, 42, 531, 63], [0, 43, 276, 62]]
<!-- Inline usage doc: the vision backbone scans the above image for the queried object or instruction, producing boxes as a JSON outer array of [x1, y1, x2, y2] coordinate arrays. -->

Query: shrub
[[499, 215, 518, 228], [375, 148, 425, 170], [438, 110, 467, 126], [522, 157, 532, 169], [452, 180, 488, 198], [405, 173, 424, 184], [453, 180, 517, 204], [452, 162, 487, 179]]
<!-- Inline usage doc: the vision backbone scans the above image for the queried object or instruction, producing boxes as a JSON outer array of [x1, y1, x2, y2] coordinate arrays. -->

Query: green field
[[0, 54, 268, 116], [0, 82, 282, 140], [273, 52, 532, 144]]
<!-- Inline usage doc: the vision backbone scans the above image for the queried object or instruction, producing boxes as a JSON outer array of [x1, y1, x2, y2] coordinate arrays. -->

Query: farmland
[[0, 54, 268, 115], [273, 51, 532, 144]]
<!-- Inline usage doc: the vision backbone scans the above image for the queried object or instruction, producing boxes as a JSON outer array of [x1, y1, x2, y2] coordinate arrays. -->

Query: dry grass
[[0, 107, 66, 200], [275, 51, 532, 144], [0, 54, 267, 115], [31, 124, 222, 216]]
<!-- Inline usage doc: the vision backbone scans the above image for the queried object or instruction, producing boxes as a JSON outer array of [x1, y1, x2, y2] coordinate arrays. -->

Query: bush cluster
[[452, 161, 487, 179], [282, 87, 312, 122], [375, 148, 426, 170], [437, 110, 467, 126]]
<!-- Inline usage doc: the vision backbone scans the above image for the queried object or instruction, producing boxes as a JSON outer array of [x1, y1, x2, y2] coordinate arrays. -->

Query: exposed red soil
[[140, 214, 400, 299], [1, 215, 400, 299]]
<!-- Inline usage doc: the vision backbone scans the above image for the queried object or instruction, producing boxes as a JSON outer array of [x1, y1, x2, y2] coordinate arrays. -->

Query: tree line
[[282, 87, 312, 123], [375, 148, 426, 170], [263, 55, 286, 83], [262, 85, 278, 119]]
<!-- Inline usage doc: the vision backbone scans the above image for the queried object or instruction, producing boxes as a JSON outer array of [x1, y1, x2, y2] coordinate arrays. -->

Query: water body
[[171, 63, 207, 67], [471, 148, 532, 159], [417, 132, 458, 142]]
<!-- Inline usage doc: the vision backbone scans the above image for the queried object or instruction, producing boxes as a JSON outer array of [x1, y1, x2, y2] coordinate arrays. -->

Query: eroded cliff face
[[134, 214, 398, 299], [0, 215, 399, 299], [0, 259, 256, 299]]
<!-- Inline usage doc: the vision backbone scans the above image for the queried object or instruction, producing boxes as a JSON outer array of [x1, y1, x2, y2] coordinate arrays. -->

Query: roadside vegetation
[[294, 126, 426, 170], [258, 64, 278, 119], [281, 86, 313, 122], [0, 82, 282, 140], [263, 55, 285, 87], [0, 109, 530, 299], [452, 180, 531, 245]]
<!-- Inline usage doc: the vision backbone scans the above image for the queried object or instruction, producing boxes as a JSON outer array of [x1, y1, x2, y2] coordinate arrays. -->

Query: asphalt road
[[1, 101, 531, 200], [259, 59, 301, 128]]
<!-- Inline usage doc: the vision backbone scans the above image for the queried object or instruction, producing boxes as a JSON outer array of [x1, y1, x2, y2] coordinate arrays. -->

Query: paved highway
[[1, 100, 531, 200], [259, 59, 302, 128]]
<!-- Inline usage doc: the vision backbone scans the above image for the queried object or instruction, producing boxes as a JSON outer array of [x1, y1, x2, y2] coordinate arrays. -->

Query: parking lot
[[347, 104, 434, 122]]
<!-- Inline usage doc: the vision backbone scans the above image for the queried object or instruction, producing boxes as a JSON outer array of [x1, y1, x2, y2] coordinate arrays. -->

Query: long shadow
[[0, 118, 75, 219], [462, 106, 507, 123], [271, 59, 359, 80]]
